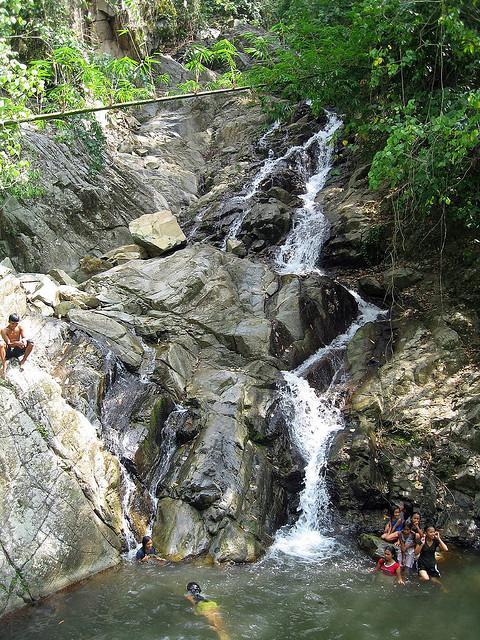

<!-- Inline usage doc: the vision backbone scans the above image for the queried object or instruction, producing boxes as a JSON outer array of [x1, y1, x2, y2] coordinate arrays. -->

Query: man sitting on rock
[[1, 314, 34, 375]]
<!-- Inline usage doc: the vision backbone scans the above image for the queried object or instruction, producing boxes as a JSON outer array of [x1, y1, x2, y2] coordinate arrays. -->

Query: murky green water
[[3, 546, 480, 640]]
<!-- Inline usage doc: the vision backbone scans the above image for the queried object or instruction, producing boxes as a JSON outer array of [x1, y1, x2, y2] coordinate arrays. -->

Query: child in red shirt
[[373, 545, 405, 585]]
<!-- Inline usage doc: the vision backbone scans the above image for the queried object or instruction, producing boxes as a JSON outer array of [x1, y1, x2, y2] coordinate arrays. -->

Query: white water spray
[[257, 120, 281, 149], [275, 113, 342, 275], [222, 119, 337, 250], [271, 370, 345, 560], [265, 115, 385, 561], [270, 295, 384, 560]]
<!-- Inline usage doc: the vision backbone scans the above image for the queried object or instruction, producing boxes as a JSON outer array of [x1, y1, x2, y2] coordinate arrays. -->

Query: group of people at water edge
[[376, 505, 448, 587]]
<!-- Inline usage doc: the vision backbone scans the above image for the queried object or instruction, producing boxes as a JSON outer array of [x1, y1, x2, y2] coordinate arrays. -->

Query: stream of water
[[4, 116, 479, 640]]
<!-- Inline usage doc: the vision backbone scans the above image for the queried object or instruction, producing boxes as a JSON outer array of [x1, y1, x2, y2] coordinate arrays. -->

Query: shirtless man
[[0, 314, 34, 376]]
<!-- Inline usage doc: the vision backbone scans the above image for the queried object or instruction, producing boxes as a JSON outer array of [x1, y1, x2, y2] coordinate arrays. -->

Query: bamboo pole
[[0, 85, 262, 127]]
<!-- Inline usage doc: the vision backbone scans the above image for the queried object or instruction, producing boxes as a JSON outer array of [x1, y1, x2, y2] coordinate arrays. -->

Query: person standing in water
[[372, 546, 405, 585], [415, 525, 448, 587], [1, 314, 34, 376], [185, 582, 230, 640], [135, 536, 165, 562], [397, 521, 416, 574]]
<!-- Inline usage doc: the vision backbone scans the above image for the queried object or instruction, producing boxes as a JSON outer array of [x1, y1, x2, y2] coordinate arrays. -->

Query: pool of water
[[3, 544, 480, 640]]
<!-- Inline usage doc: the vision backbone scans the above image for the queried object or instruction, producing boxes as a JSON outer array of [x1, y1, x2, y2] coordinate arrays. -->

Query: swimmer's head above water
[[186, 582, 202, 597]]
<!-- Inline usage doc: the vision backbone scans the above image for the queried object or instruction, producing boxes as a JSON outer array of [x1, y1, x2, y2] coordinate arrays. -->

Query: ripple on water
[[3, 552, 480, 640]]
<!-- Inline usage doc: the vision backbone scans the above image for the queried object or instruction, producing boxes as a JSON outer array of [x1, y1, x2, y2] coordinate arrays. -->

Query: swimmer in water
[[185, 582, 230, 640], [135, 536, 165, 563]]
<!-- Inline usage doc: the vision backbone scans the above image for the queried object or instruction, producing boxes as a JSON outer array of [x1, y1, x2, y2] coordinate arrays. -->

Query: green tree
[[248, 0, 480, 228]]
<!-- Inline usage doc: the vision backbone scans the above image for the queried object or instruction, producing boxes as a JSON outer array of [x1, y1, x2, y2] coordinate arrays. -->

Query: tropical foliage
[[0, 1, 167, 199], [247, 0, 480, 228], [179, 38, 242, 92]]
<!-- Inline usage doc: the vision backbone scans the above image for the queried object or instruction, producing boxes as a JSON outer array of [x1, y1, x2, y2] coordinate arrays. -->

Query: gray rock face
[[67, 308, 144, 369], [329, 316, 480, 547], [48, 268, 78, 286], [82, 245, 358, 561], [0, 271, 27, 322], [1, 89, 264, 276], [0, 132, 167, 274], [101, 244, 147, 266], [319, 160, 385, 267], [0, 320, 122, 617]]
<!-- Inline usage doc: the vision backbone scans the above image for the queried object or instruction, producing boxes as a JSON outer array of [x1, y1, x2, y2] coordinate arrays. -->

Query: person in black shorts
[[0, 314, 34, 376], [415, 525, 448, 587]]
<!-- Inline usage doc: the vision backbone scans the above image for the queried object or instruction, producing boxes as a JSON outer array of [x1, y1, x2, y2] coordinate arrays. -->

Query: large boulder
[[58, 285, 100, 309], [153, 498, 210, 560], [18, 273, 60, 308], [83, 245, 358, 562], [129, 210, 186, 257]]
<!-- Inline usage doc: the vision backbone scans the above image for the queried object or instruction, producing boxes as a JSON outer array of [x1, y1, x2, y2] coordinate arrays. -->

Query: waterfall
[[189, 120, 280, 243], [222, 119, 336, 250], [271, 368, 345, 560], [270, 296, 384, 560], [262, 113, 385, 560], [275, 113, 342, 275], [257, 119, 280, 149]]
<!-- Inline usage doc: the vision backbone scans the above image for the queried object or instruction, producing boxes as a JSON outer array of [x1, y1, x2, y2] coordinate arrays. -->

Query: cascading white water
[[270, 295, 384, 560], [221, 150, 278, 249], [222, 120, 334, 250], [188, 120, 279, 241], [275, 113, 342, 275], [272, 369, 345, 560], [264, 114, 385, 560], [257, 119, 280, 149]]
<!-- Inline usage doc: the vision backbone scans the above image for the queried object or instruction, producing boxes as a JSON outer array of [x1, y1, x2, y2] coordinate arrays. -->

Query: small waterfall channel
[[222, 117, 339, 250], [271, 294, 383, 560], [96, 337, 189, 551], [94, 112, 383, 562], [144, 404, 187, 533], [99, 352, 152, 551], [92, 337, 159, 553], [222, 112, 385, 560]]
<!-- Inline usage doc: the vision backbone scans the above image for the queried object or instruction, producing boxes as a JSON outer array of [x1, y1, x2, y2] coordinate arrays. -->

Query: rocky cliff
[[1, 50, 479, 620], [318, 148, 480, 547], [0, 274, 122, 616], [0, 81, 359, 615]]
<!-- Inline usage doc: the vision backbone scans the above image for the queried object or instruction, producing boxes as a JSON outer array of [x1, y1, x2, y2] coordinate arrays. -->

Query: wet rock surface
[[318, 149, 480, 547], [1, 45, 479, 620], [0, 319, 123, 617], [329, 316, 480, 546], [0, 223, 359, 616], [80, 245, 358, 561]]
